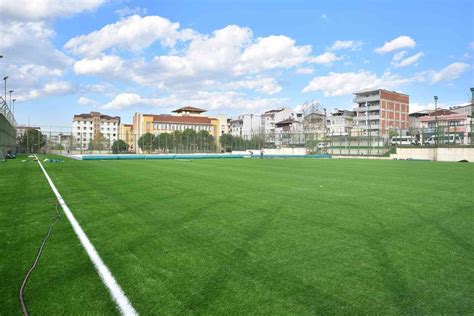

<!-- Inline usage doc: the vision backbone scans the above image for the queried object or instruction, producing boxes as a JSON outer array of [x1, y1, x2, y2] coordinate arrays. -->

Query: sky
[[0, 0, 473, 129]]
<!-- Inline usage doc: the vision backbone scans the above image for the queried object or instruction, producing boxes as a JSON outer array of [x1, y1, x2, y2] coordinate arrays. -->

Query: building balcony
[[353, 95, 380, 104], [355, 114, 380, 120], [354, 105, 380, 112]]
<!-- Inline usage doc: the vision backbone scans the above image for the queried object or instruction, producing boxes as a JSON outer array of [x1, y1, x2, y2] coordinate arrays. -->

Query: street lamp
[[9, 89, 13, 111], [12, 99, 16, 116], [3, 76, 8, 103]]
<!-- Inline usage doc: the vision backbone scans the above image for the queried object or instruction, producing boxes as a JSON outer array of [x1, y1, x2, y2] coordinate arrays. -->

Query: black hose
[[19, 204, 61, 316]]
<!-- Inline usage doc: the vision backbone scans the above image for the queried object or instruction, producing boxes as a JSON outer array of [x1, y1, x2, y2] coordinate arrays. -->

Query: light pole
[[12, 99, 16, 116], [3, 76, 8, 103], [9, 89, 13, 111], [434, 96, 439, 146]]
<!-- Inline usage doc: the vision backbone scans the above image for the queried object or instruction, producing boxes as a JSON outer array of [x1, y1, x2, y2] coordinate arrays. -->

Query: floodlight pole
[[3, 76, 8, 104], [9, 89, 13, 111], [434, 96, 439, 146]]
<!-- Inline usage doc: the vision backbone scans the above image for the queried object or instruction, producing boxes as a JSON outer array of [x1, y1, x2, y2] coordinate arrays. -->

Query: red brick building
[[353, 89, 409, 136]]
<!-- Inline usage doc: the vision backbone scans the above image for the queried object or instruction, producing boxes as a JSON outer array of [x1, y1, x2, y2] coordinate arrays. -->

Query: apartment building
[[260, 108, 297, 135], [327, 110, 355, 136], [72, 111, 120, 149], [229, 114, 261, 138], [419, 109, 471, 144], [353, 89, 409, 136], [303, 112, 326, 136]]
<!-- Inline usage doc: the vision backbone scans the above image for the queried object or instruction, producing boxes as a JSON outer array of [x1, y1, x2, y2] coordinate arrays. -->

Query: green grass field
[[1, 156, 473, 314]]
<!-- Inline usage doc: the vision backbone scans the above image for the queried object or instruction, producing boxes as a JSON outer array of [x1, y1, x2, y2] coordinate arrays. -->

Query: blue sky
[[1, 0, 473, 128]]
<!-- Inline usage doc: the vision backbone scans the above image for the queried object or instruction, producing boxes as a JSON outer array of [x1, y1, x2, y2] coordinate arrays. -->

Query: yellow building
[[132, 106, 227, 151], [119, 123, 134, 148]]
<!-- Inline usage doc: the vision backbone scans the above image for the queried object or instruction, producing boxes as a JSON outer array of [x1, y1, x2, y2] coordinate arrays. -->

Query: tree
[[138, 132, 155, 153], [88, 133, 109, 151], [112, 140, 129, 154], [17, 128, 46, 153]]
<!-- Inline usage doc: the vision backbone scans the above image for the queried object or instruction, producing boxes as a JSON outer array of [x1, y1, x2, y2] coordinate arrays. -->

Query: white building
[[327, 110, 355, 136], [73, 111, 120, 149], [229, 114, 262, 138]]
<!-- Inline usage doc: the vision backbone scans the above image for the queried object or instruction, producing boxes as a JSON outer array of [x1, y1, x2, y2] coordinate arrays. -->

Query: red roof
[[172, 106, 207, 113], [152, 114, 213, 124]]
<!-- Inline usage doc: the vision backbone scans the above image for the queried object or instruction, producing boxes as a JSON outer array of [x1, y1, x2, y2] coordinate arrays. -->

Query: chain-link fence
[[0, 97, 17, 159], [17, 122, 474, 157]]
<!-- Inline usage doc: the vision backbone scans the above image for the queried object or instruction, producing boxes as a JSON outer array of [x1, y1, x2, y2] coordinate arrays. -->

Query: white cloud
[[224, 78, 282, 95], [409, 102, 434, 113], [330, 40, 362, 51], [65, 15, 197, 57], [374, 35, 416, 54], [0, 0, 106, 20], [295, 67, 314, 75], [44, 81, 72, 94], [73, 55, 124, 75], [235, 35, 312, 74], [431, 62, 470, 83], [115, 6, 148, 18], [392, 51, 407, 62], [1, 20, 72, 67], [302, 71, 424, 96], [102, 91, 287, 112], [16, 81, 73, 101], [102, 93, 177, 110], [78, 96, 98, 106], [310, 52, 341, 64], [392, 52, 424, 68]]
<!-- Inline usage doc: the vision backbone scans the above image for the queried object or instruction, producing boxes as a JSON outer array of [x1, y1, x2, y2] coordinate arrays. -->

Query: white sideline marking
[[35, 156, 138, 316]]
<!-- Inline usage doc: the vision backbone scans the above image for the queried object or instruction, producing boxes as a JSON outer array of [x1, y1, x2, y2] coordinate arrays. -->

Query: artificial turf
[[2, 156, 473, 314]]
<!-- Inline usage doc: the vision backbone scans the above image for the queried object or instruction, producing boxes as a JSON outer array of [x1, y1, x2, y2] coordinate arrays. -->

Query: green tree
[[219, 134, 234, 152], [111, 140, 129, 154], [138, 132, 155, 153], [88, 133, 109, 151], [17, 128, 46, 153]]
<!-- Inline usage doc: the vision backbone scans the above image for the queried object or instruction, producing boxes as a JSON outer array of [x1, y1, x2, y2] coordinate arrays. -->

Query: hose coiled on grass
[[19, 204, 61, 316]]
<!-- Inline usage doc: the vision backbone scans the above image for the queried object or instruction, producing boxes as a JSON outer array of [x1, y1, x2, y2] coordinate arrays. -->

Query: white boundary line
[[35, 155, 138, 315]]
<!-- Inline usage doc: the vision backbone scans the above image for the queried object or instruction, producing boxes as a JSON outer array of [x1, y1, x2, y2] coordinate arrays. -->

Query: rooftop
[[152, 114, 213, 124], [73, 112, 120, 120], [172, 106, 207, 113], [353, 88, 409, 96]]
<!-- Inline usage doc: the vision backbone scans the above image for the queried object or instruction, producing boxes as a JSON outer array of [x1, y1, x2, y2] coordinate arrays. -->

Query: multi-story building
[[119, 124, 134, 148], [229, 114, 261, 138], [327, 110, 355, 136], [419, 109, 471, 144], [303, 111, 327, 135], [16, 125, 41, 137], [133, 106, 227, 151], [261, 108, 296, 135], [353, 89, 409, 136], [72, 111, 120, 149], [409, 110, 433, 132]]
